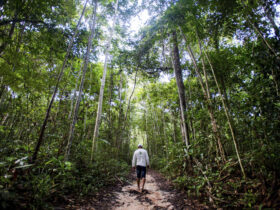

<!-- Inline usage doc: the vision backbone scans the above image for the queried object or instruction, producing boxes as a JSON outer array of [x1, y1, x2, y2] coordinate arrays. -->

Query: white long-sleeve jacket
[[132, 148, 149, 167]]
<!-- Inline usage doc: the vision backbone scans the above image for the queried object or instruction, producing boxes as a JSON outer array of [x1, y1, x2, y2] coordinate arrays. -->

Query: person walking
[[132, 144, 150, 193]]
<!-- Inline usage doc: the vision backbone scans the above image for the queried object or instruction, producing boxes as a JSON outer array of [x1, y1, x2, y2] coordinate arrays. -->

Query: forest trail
[[113, 173, 174, 210], [54, 170, 206, 209], [63, 170, 207, 210]]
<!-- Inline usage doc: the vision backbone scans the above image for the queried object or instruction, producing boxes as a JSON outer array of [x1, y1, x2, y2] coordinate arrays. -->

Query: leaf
[[98, 139, 111, 145], [14, 164, 33, 169], [14, 156, 28, 164]]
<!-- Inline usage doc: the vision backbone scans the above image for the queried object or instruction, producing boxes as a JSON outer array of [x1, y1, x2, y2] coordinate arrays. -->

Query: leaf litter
[[54, 170, 208, 210]]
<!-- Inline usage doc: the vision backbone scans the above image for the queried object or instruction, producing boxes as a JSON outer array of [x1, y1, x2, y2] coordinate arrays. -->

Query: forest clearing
[[0, 0, 280, 209]]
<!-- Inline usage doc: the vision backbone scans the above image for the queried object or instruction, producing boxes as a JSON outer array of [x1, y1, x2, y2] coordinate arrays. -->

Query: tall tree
[[31, 0, 89, 162], [171, 30, 190, 148], [65, 0, 98, 161], [91, 0, 119, 161]]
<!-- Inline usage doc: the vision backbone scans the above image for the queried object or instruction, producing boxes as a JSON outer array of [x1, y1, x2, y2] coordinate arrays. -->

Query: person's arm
[[145, 150, 150, 168], [132, 151, 136, 169]]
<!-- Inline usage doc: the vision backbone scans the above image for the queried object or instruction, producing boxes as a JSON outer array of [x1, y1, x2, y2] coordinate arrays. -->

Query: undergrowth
[[0, 155, 129, 209], [152, 142, 280, 209]]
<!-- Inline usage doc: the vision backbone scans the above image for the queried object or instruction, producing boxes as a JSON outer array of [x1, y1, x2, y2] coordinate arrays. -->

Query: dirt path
[[55, 170, 207, 210], [113, 173, 174, 210], [109, 170, 207, 210]]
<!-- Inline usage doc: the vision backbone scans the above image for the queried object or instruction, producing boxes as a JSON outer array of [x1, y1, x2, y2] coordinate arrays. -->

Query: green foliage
[[0, 155, 129, 209], [1, 0, 280, 208]]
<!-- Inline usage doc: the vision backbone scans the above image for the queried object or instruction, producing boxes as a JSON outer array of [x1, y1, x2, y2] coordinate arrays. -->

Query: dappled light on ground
[[114, 174, 174, 210]]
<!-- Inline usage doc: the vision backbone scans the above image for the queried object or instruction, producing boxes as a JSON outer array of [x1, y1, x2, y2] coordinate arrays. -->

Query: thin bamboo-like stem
[[31, 0, 89, 162], [65, 0, 98, 161], [180, 27, 226, 163], [204, 50, 246, 178]]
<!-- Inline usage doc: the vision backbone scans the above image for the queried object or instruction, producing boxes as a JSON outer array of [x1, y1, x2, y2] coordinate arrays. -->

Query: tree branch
[[0, 19, 47, 26]]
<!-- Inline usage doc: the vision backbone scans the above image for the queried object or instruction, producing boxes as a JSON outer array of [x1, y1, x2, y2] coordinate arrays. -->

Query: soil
[[54, 170, 208, 210]]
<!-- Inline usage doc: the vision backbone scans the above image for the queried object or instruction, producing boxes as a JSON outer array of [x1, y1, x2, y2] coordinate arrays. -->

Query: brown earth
[[54, 170, 208, 210]]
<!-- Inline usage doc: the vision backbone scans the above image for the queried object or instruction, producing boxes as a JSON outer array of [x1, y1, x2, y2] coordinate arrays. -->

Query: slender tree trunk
[[242, 2, 280, 95], [204, 49, 246, 178], [197, 33, 226, 162], [82, 70, 93, 141], [124, 70, 137, 123], [31, 0, 89, 162], [83, 103, 88, 140], [161, 110, 168, 158], [152, 108, 161, 150], [115, 73, 123, 156], [91, 0, 119, 161], [116, 73, 123, 148], [248, 19, 279, 59], [68, 62, 83, 120], [171, 112, 177, 143], [118, 70, 137, 154], [65, 0, 98, 161], [171, 30, 190, 148], [107, 69, 114, 144], [248, 18, 280, 96], [180, 28, 226, 162], [185, 76, 196, 142]]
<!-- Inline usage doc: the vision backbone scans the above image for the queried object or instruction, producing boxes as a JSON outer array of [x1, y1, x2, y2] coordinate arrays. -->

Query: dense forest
[[0, 0, 279, 209]]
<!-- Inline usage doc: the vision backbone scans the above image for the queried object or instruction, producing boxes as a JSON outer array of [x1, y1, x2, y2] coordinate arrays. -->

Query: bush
[[0, 155, 129, 209]]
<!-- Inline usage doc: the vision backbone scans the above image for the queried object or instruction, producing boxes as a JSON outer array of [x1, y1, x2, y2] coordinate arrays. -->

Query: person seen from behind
[[132, 144, 150, 193]]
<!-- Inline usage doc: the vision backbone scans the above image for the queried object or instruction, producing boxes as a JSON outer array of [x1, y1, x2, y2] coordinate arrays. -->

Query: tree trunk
[[115, 73, 123, 155], [124, 70, 137, 123], [91, 0, 119, 161], [68, 62, 83, 120], [180, 28, 226, 163], [204, 49, 246, 178], [246, 16, 279, 59], [65, 0, 98, 161], [171, 30, 190, 148], [171, 112, 177, 143], [197, 33, 226, 163], [31, 0, 89, 162], [107, 69, 114, 145], [161, 110, 168, 158]]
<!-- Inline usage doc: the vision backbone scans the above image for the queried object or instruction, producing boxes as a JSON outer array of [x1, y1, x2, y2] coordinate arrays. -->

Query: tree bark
[[204, 49, 246, 178], [91, 0, 119, 161], [171, 30, 190, 148], [31, 0, 89, 162], [124, 70, 137, 123], [196, 32, 226, 163], [180, 28, 226, 163], [68, 62, 83, 120], [65, 0, 98, 161]]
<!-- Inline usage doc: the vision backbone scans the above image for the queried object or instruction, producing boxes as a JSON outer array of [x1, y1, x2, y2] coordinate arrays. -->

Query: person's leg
[[141, 178, 146, 192], [137, 178, 140, 190], [136, 166, 141, 191], [140, 166, 147, 192]]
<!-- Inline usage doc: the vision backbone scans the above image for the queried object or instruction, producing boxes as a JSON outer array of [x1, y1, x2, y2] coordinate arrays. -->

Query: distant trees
[[0, 0, 279, 208], [131, 0, 279, 207], [0, 0, 138, 165]]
